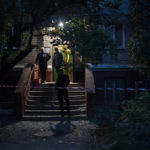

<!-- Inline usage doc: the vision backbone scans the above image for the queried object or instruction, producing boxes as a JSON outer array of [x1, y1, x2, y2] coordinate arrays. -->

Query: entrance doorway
[[52, 45, 73, 81]]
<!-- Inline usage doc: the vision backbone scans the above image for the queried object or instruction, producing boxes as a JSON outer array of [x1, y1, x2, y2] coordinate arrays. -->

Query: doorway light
[[58, 21, 64, 28]]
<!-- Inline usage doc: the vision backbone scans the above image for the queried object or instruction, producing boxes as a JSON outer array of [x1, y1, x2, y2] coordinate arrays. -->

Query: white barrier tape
[[0, 85, 150, 91], [126, 88, 135, 91]]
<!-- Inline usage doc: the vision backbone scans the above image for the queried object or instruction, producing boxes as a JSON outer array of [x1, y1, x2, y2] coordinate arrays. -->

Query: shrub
[[93, 92, 150, 150]]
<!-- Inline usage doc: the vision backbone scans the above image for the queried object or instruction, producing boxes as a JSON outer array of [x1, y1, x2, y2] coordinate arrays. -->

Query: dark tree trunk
[[27, 24, 34, 50]]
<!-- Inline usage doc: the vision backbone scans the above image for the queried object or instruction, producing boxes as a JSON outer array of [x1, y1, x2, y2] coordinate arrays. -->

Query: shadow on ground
[[50, 120, 76, 137]]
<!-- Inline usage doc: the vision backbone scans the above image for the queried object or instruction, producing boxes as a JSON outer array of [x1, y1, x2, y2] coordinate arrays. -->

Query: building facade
[[85, 0, 139, 117]]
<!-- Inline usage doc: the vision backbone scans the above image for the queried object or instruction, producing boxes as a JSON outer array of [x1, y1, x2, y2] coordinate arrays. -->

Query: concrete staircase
[[23, 83, 87, 121]]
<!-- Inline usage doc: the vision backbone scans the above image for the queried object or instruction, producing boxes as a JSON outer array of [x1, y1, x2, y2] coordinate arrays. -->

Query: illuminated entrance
[[52, 45, 73, 81]]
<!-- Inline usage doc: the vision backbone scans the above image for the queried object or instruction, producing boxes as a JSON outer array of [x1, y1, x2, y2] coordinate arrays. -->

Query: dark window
[[104, 78, 125, 105], [106, 24, 125, 48], [115, 24, 125, 48]]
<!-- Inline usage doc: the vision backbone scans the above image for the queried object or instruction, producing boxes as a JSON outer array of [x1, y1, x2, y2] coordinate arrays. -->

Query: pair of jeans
[[39, 66, 47, 82], [57, 89, 70, 116], [55, 66, 61, 76]]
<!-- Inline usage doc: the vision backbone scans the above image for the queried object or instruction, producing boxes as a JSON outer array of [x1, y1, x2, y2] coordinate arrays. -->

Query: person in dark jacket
[[53, 48, 63, 76], [35, 47, 51, 83], [56, 68, 70, 117]]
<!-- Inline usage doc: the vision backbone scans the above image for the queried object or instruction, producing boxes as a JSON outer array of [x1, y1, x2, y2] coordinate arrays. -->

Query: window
[[11, 26, 15, 36], [104, 79, 125, 105], [107, 24, 125, 48], [106, 25, 115, 41], [115, 24, 125, 48]]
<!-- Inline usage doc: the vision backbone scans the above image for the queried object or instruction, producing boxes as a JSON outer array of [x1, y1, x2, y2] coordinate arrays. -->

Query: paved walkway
[[0, 116, 97, 150]]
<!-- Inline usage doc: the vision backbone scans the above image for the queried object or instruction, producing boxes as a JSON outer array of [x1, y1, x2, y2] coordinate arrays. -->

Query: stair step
[[24, 109, 86, 115], [28, 95, 85, 100], [31, 83, 84, 88], [26, 104, 86, 110], [29, 91, 85, 96], [22, 114, 87, 121], [30, 88, 85, 92], [27, 99, 86, 105]]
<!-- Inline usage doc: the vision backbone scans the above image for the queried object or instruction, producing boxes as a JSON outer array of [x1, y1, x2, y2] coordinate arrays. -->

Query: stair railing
[[15, 65, 34, 118], [23, 67, 34, 106]]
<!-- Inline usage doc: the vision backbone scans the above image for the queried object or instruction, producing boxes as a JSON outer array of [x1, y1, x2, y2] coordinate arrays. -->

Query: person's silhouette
[[56, 68, 70, 117], [52, 48, 63, 76], [35, 47, 51, 83]]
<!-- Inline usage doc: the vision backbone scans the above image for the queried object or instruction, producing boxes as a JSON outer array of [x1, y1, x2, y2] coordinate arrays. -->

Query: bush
[[120, 92, 150, 140], [93, 92, 150, 150]]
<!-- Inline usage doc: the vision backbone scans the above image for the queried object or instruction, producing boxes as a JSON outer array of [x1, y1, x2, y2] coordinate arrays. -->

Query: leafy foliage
[[93, 92, 150, 150], [128, 0, 150, 66], [52, 20, 116, 64], [0, 0, 88, 71], [120, 92, 150, 124], [50, 0, 120, 64], [0, 0, 120, 69]]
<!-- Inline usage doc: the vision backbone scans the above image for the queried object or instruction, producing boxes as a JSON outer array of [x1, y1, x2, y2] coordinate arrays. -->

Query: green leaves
[[128, 0, 150, 66], [120, 92, 150, 123], [93, 92, 150, 150], [51, 15, 117, 64]]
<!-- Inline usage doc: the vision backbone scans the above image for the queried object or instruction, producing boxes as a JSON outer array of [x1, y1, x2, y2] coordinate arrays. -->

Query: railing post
[[85, 63, 96, 118]]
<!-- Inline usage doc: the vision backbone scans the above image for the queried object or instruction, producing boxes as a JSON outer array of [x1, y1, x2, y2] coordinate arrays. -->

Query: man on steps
[[52, 48, 63, 77], [35, 47, 51, 83], [55, 68, 70, 117]]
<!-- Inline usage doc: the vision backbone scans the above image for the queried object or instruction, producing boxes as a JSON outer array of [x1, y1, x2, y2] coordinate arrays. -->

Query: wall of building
[[87, 69, 137, 118]]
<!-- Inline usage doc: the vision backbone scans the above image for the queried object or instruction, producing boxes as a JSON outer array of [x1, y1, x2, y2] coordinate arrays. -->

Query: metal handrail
[[23, 67, 34, 107]]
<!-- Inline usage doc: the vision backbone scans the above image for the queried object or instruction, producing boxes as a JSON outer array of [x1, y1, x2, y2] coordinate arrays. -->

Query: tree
[[49, 0, 120, 64], [0, 0, 89, 52], [0, 0, 120, 66], [0, 0, 12, 53], [51, 18, 117, 64], [128, 0, 150, 66]]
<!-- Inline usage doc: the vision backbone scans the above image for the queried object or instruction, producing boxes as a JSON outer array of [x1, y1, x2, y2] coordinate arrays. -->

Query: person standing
[[52, 48, 63, 76], [35, 47, 51, 83], [56, 68, 70, 117]]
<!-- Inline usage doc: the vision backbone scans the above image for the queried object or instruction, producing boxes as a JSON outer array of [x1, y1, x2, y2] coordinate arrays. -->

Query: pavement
[[0, 116, 97, 150]]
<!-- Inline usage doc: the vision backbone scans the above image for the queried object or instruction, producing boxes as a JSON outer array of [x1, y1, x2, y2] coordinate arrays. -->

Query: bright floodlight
[[58, 22, 64, 28]]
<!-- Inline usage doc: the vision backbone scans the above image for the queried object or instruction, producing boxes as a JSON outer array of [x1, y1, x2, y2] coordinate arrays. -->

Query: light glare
[[58, 22, 64, 28]]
